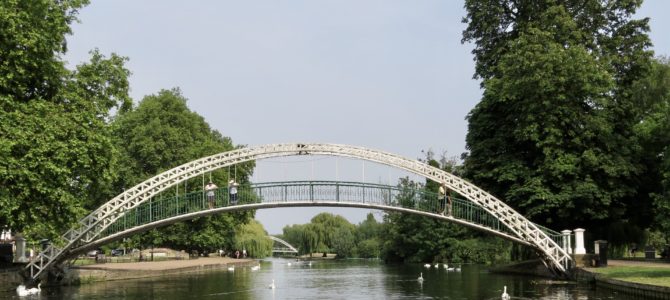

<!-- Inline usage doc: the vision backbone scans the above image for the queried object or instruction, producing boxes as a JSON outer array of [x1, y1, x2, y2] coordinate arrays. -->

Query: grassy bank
[[587, 266, 670, 287]]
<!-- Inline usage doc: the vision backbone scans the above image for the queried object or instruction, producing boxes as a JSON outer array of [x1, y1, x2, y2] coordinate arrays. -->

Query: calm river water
[[3, 258, 639, 299]]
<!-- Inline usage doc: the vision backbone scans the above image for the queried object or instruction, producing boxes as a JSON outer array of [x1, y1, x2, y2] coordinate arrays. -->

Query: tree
[[355, 213, 382, 258], [380, 153, 513, 264], [282, 213, 359, 258], [234, 220, 273, 258], [461, 1, 653, 241], [111, 89, 254, 253], [331, 226, 356, 258], [281, 224, 307, 255], [632, 57, 670, 243], [0, 0, 133, 240]]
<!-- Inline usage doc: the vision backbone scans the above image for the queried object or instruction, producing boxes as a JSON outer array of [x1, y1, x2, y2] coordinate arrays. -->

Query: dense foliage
[[381, 156, 512, 264], [111, 89, 255, 254], [0, 0, 257, 253], [280, 153, 513, 264], [234, 220, 273, 258], [461, 0, 655, 246], [634, 58, 670, 243], [0, 0, 132, 240], [281, 213, 358, 258]]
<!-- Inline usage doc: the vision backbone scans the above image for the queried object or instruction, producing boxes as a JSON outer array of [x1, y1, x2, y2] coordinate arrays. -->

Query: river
[[2, 258, 639, 299]]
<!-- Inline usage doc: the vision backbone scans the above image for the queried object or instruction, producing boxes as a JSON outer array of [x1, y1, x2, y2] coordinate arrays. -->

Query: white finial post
[[574, 228, 586, 255], [561, 230, 572, 255]]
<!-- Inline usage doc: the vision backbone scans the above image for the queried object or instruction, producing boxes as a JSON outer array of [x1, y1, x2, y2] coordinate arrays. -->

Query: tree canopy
[[0, 0, 132, 240], [461, 0, 654, 244], [111, 89, 255, 254]]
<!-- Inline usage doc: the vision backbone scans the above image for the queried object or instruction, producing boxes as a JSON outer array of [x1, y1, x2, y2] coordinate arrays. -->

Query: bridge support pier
[[573, 228, 586, 255], [15, 235, 27, 263], [561, 230, 572, 255]]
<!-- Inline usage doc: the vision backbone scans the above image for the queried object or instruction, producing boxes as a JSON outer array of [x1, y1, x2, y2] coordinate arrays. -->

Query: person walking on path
[[229, 179, 239, 205], [205, 181, 218, 209]]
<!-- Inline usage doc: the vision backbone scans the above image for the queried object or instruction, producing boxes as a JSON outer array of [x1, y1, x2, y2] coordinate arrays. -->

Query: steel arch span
[[268, 236, 298, 254], [26, 143, 571, 279]]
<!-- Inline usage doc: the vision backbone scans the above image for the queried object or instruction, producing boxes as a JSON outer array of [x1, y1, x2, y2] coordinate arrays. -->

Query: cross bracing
[[67, 181, 564, 255], [268, 236, 298, 254], [25, 143, 571, 280]]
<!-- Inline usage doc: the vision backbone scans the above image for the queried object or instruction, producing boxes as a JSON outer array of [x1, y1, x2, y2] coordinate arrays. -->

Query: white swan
[[16, 285, 28, 297], [16, 283, 40, 297], [455, 264, 461, 272], [251, 265, 260, 271], [423, 263, 431, 268], [227, 266, 235, 271], [417, 272, 424, 282], [26, 284, 41, 295], [443, 263, 448, 269], [434, 263, 439, 268], [269, 279, 276, 289], [287, 262, 292, 266], [501, 285, 510, 300], [308, 261, 312, 267]]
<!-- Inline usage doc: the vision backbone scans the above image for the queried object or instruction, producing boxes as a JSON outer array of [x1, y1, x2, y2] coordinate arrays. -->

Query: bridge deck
[[98, 181, 563, 248]]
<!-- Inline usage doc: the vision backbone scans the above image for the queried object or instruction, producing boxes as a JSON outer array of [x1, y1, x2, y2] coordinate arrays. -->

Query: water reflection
[[0, 259, 642, 299]]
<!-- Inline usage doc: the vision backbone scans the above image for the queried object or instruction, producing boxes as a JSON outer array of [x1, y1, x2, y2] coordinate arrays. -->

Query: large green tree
[[111, 89, 254, 254], [461, 0, 653, 240], [632, 57, 670, 242], [355, 213, 382, 258], [0, 0, 132, 240], [234, 220, 273, 258]]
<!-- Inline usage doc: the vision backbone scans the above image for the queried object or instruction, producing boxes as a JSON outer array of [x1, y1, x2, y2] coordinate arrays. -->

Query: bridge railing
[[100, 181, 561, 246]]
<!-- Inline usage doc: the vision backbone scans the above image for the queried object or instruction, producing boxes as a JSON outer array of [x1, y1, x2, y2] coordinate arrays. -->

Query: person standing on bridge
[[205, 181, 218, 209], [229, 179, 239, 205], [439, 183, 447, 216], [447, 188, 452, 217]]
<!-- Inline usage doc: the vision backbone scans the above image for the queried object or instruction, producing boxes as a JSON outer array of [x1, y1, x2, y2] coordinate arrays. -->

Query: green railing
[[101, 181, 562, 244]]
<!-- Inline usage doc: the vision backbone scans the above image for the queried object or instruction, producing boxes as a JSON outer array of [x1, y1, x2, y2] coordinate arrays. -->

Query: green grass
[[588, 266, 670, 287]]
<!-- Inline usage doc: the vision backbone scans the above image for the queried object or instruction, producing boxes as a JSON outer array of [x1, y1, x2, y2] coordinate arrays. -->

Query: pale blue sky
[[65, 1, 669, 234]]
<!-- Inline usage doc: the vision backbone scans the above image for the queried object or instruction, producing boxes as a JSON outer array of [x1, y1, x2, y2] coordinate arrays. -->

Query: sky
[[65, 1, 670, 234]]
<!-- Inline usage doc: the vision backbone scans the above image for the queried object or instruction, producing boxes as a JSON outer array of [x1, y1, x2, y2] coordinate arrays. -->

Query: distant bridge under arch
[[25, 143, 572, 280], [268, 236, 298, 254]]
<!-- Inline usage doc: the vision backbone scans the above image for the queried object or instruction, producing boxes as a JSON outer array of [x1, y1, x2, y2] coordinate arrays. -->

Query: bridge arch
[[26, 143, 571, 279], [268, 235, 298, 254]]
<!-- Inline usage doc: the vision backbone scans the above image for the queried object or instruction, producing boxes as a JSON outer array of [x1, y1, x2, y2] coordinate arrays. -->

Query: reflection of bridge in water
[[25, 143, 572, 281], [268, 235, 298, 254]]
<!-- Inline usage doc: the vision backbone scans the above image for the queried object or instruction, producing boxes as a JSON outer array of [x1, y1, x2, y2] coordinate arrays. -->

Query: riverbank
[[63, 257, 256, 285], [488, 259, 555, 277], [574, 260, 670, 299], [491, 259, 670, 299]]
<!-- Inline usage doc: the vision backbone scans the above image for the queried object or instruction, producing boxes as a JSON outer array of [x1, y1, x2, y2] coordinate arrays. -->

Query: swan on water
[[251, 265, 260, 271], [455, 264, 461, 272], [16, 283, 40, 297], [269, 279, 276, 289], [501, 285, 510, 300], [434, 263, 439, 268], [443, 263, 448, 269], [423, 263, 431, 268], [227, 266, 235, 271], [417, 272, 424, 282], [287, 262, 292, 266]]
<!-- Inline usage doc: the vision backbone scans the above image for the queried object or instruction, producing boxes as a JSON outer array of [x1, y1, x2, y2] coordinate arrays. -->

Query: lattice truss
[[26, 143, 571, 279], [268, 236, 298, 253]]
